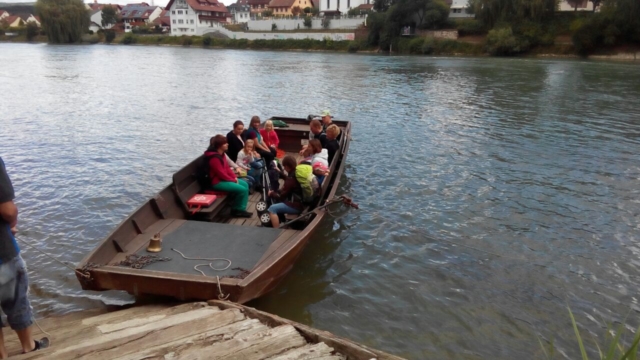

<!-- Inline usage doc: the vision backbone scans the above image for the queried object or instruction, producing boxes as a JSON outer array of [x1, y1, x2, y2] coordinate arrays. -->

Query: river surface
[[1, 43, 640, 358]]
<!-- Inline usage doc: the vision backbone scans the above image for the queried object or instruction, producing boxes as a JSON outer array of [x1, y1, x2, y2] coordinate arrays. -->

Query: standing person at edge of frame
[[0, 157, 49, 357]]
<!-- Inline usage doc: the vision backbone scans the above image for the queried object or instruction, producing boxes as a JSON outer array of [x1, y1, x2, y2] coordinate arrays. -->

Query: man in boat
[[0, 157, 49, 356], [299, 120, 327, 156], [320, 110, 341, 141]]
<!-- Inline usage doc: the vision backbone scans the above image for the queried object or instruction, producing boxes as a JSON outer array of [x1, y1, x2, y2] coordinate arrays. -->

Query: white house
[[22, 14, 41, 26], [121, 3, 163, 32], [165, 0, 231, 36], [320, 0, 368, 16], [448, 0, 473, 18], [559, 0, 595, 11], [227, 2, 250, 24], [0, 10, 10, 21], [89, 9, 116, 32]]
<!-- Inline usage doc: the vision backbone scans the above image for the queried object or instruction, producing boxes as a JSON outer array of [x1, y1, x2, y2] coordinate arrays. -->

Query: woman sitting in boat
[[205, 135, 253, 218], [267, 155, 303, 228], [325, 124, 341, 165], [226, 120, 246, 163], [259, 120, 280, 154], [246, 116, 275, 168]]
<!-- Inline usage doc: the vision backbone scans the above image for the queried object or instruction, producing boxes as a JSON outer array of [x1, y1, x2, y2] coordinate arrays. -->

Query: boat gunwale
[[75, 117, 351, 302]]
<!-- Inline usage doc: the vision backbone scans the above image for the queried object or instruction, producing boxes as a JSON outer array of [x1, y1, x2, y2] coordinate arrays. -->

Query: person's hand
[[10, 227, 17, 235], [268, 190, 274, 197]]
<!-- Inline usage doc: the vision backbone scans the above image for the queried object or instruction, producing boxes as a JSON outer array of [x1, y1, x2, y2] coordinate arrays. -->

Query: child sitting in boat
[[205, 135, 252, 218], [325, 124, 341, 165], [267, 155, 303, 228], [259, 120, 280, 154], [235, 139, 263, 188]]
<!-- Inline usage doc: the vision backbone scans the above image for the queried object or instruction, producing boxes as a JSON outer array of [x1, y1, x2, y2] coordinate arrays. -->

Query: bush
[[303, 16, 312, 29], [272, 23, 277, 31], [88, 30, 94, 35], [485, 27, 528, 56], [104, 30, 116, 43], [347, 41, 360, 52], [81, 34, 100, 44], [322, 18, 331, 29], [122, 33, 137, 44], [202, 36, 212, 46], [181, 36, 193, 46], [455, 19, 487, 36]]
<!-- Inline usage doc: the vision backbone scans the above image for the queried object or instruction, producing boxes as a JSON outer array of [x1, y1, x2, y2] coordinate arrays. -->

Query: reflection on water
[[2, 44, 640, 359]]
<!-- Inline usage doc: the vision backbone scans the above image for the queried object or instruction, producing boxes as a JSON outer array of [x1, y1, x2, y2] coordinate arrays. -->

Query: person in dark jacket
[[267, 155, 303, 228], [205, 135, 252, 218], [226, 120, 246, 163], [0, 157, 49, 356]]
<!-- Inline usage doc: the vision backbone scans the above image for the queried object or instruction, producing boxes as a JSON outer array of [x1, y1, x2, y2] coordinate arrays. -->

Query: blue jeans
[[268, 202, 301, 215], [0, 255, 33, 330]]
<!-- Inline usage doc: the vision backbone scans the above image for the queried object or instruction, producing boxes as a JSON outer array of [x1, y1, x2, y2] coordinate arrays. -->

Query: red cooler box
[[186, 194, 217, 213]]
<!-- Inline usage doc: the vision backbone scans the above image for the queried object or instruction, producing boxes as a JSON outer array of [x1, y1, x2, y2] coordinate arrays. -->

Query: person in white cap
[[321, 110, 341, 141]]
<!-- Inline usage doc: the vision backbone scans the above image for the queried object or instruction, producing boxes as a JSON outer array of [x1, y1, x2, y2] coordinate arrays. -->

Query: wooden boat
[[76, 116, 352, 304]]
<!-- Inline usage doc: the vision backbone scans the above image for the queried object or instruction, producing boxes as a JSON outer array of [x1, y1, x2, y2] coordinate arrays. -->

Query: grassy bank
[[111, 33, 372, 53]]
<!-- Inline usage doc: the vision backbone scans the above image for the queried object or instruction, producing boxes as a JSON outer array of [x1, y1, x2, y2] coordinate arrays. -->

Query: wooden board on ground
[[9, 301, 404, 360]]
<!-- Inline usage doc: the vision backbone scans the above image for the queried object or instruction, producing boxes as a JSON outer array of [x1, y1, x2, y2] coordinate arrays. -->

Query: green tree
[[322, 17, 331, 28], [102, 5, 118, 28], [36, 0, 89, 43], [26, 22, 39, 41], [303, 6, 312, 13], [589, 0, 601, 11], [262, 9, 273, 17], [292, 6, 302, 16], [422, 0, 449, 29], [272, 23, 277, 30], [566, 0, 582, 10]]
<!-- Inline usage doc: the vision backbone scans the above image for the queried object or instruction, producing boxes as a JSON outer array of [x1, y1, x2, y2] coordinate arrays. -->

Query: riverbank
[[2, 33, 639, 62]]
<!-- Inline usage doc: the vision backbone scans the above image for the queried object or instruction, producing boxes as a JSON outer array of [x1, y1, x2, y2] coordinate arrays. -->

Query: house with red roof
[[2, 15, 24, 28], [268, 0, 314, 16], [120, 3, 163, 32], [165, 0, 231, 36], [152, 9, 172, 32], [0, 10, 9, 21], [248, 0, 270, 14]]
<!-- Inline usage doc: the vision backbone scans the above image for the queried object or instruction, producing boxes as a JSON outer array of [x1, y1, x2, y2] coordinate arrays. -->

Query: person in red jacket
[[259, 120, 280, 152], [205, 135, 252, 218]]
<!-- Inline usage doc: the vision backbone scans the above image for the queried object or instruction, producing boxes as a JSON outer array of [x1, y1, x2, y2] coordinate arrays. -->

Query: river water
[[1, 43, 640, 358]]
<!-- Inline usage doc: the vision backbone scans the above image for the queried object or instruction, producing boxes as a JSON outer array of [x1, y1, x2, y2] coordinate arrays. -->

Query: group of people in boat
[[204, 111, 341, 227]]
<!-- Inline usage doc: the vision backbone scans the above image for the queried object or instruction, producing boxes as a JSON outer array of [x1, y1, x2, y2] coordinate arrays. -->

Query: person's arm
[[0, 201, 17, 229], [272, 131, 280, 148], [0, 159, 17, 228]]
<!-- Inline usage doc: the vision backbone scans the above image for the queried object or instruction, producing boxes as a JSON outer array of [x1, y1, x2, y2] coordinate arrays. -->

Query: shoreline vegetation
[[1, 33, 638, 62]]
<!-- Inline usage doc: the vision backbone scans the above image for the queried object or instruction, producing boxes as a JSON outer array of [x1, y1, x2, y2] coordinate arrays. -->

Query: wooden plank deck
[[4, 301, 404, 360]]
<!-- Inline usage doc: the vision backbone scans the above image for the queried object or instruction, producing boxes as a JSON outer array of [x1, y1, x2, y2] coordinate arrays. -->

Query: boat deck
[[4, 301, 401, 359]]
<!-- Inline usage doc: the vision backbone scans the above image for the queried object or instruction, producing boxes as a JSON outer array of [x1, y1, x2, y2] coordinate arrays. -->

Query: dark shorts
[[0, 255, 33, 330]]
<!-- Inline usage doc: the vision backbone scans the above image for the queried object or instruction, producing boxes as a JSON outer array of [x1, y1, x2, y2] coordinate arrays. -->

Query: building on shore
[[319, 0, 367, 16], [165, 0, 231, 36], [121, 3, 164, 32], [248, 0, 271, 14], [0, 10, 10, 21], [228, 1, 251, 23], [267, 0, 315, 16], [448, 0, 473, 18], [152, 9, 172, 32], [559, 0, 595, 11]]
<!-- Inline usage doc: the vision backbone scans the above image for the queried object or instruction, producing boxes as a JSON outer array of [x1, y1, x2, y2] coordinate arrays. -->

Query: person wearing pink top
[[259, 120, 280, 151]]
